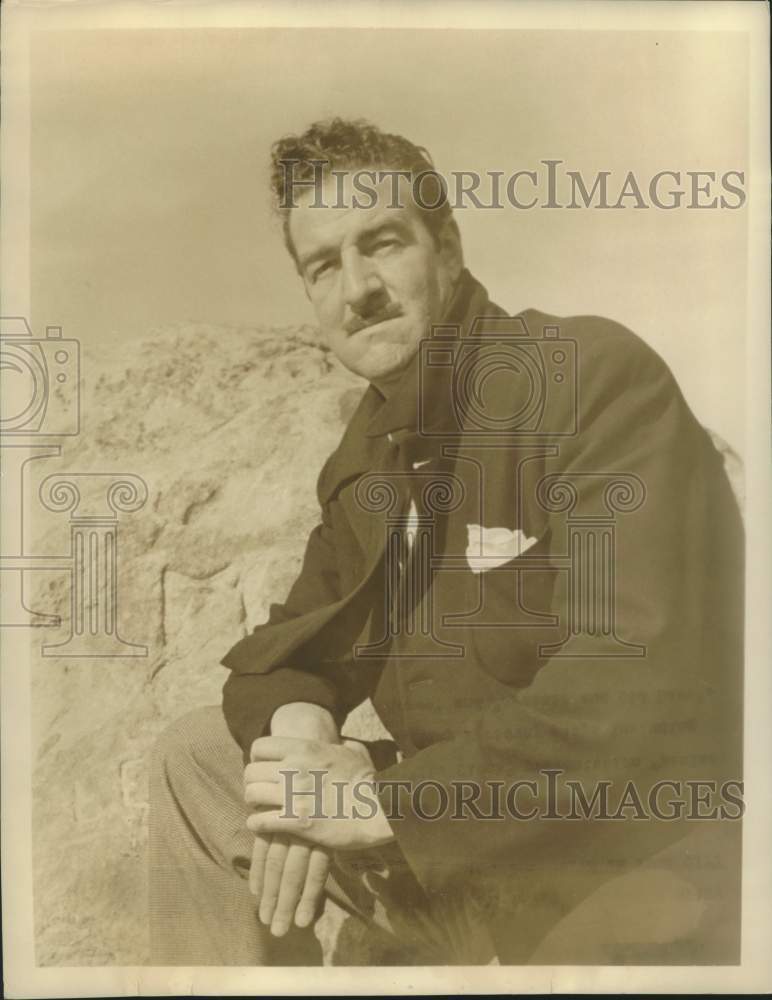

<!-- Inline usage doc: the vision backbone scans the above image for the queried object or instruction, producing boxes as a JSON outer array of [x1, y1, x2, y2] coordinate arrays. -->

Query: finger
[[244, 781, 285, 808], [271, 841, 312, 937], [258, 835, 289, 925], [249, 834, 271, 897], [243, 761, 282, 785], [250, 735, 318, 762], [295, 848, 331, 928], [247, 809, 316, 842]]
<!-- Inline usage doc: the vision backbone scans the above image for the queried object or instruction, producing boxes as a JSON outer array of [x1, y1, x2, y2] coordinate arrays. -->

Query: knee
[[150, 706, 224, 787]]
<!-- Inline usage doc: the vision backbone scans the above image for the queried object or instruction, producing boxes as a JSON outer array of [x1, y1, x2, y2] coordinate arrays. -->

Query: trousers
[[149, 706, 741, 966]]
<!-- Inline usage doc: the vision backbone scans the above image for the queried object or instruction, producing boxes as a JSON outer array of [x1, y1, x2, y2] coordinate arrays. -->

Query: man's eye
[[371, 238, 399, 252], [309, 260, 335, 283]]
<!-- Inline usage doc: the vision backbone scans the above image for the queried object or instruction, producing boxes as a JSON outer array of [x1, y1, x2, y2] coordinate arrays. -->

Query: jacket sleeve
[[375, 321, 744, 896], [221, 485, 376, 760]]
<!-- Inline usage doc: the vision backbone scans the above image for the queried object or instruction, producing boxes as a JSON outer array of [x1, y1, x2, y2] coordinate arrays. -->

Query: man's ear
[[437, 217, 464, 283]]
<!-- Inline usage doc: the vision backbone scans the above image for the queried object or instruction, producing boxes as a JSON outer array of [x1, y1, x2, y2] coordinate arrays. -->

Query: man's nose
[[341, 252, 385, 314]]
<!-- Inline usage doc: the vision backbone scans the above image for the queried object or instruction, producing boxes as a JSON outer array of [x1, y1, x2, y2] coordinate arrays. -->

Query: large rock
[[29, 322, 389, 965]]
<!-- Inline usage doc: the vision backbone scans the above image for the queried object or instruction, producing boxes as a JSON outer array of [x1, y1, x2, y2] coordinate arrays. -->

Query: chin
[[357, 345, 415, 383]]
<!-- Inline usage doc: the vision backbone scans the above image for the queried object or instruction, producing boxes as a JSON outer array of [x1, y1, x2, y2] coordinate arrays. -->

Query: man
[[150, 118, 743, 966]]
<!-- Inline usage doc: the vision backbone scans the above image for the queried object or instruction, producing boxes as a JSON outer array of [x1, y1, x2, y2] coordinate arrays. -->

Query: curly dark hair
[[270, 117, 454, 264]]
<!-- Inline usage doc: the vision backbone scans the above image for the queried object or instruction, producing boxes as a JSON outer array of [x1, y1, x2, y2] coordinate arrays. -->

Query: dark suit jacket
[[222, 269, 743, 959]]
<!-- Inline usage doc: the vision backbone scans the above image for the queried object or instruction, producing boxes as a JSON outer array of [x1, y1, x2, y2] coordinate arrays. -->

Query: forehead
[[288, 173, 428, 263]]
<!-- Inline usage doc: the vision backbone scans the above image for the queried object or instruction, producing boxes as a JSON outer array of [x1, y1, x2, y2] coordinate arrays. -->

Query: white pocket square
[[465, 524, 539, 574]]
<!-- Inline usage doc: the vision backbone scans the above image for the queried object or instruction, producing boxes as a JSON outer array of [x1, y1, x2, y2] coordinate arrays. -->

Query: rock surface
[[29, 322, 389, 966]]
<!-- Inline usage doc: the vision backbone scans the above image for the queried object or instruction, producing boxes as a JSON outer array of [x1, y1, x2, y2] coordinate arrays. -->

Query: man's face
[[288, 174, 462, 389]]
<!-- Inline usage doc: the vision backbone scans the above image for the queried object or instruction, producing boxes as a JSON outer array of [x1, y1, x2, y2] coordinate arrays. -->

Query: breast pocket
[[460, 531, 562, 688]]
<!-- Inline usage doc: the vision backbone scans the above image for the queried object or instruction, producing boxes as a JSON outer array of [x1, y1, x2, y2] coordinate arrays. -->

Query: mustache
[[344, 302, 403, 336]]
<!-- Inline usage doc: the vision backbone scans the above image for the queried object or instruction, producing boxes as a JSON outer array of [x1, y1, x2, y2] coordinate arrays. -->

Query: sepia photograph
[[1, 1, 769, 995]]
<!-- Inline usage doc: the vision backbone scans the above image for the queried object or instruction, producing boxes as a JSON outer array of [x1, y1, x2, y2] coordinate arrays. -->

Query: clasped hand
[[244, 728, 393, 937]]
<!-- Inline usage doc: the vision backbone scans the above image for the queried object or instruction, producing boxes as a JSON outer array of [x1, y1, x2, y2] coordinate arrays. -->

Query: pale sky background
[[30, 27, 748, 453]]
